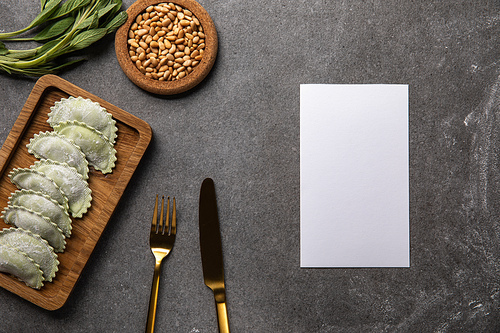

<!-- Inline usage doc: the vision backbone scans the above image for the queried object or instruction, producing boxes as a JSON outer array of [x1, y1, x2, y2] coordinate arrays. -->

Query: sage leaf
[[29, 0, 63, 29], [35, 38, 63, 56], [34, 17, 75, 41], [98, 3, 119, 19], [106, 0, 122, 18], [69, 28, 107, 51], [78, 12, 99, 30], [51, 0, 91, 20], [0, 41, 8, 55], [6, 49, 38, 59], [0, 55, 19, 62], [104, 11, 127, 33], [89, 13, 100, 29]]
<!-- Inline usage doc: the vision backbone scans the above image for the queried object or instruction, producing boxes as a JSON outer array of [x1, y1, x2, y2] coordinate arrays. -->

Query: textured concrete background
[[1, 0, 500, 332]]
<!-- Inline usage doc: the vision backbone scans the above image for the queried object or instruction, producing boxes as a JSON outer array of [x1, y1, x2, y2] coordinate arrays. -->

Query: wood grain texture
[[0, 74, 152, 310], [115, 0, 218, 95]]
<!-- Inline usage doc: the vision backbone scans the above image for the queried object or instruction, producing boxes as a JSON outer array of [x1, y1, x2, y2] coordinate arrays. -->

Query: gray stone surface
[[0, 0, 500, 332]]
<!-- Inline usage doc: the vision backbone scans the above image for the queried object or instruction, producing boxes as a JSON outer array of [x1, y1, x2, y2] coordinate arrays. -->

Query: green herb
[[0, 0, 127, 76]]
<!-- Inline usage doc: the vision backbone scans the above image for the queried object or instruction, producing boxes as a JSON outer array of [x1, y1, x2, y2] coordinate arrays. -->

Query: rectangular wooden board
[[0, 74, 152, 310]]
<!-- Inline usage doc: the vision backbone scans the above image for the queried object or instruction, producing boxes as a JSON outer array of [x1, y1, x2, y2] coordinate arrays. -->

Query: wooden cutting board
[[0, 74, 152, 310]]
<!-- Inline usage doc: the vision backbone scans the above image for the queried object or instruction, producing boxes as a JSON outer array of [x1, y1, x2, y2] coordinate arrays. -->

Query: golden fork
[[146, 195, 176, 333]]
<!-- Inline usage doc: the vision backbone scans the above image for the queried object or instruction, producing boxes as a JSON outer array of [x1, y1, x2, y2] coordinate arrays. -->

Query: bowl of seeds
[[115, 0, 217, 95]]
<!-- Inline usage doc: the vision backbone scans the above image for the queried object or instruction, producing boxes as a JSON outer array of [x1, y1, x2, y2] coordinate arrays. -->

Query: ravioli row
[[0, 96, 118, 289]]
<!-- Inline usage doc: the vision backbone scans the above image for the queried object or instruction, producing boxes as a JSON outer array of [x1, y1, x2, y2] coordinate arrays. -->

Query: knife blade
[[199, 178, 230, 333]]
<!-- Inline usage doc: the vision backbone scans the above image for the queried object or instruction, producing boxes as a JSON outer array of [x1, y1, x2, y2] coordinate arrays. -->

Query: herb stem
[[0, 27, 31, 40]]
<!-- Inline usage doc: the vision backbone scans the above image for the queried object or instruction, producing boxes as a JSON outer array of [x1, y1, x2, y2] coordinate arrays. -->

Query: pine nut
[[137, 29, 148, 37], [128, 40, 139, 48]]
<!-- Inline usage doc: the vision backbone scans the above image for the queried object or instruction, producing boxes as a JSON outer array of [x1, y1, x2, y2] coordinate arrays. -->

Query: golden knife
[[199, 178, 230, 333]]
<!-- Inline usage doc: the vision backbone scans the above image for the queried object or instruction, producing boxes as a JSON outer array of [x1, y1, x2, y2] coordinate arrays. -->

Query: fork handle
[[215, 299, 230, 333], [146, 261, 162, 333]]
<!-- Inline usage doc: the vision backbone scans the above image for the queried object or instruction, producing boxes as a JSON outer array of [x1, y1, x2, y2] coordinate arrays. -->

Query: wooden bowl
[[115, 0, 217, 95]]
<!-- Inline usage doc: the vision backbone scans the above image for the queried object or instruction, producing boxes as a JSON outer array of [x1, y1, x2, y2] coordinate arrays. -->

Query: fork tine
[[151, 194, 158, 233], [165, 196, 170, 235], [159, 196, 165, 234], [171, 197, 176, 235]]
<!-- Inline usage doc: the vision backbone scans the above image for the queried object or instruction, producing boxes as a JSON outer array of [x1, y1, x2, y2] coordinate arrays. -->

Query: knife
[[199, 178, 230, 333]]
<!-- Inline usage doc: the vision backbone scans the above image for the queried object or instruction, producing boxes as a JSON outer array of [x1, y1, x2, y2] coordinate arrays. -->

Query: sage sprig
[[0, 0, 127, 76]]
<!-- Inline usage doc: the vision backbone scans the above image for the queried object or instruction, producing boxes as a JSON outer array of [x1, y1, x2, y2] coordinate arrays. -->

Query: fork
[[146, 195, 176, 333]]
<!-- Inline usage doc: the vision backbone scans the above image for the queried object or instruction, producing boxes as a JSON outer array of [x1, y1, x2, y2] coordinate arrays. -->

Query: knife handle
[[215, 299, 230, 333]]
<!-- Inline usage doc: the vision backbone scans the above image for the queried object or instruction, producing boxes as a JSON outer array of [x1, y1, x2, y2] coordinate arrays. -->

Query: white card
[[300, 84, 409, 268]]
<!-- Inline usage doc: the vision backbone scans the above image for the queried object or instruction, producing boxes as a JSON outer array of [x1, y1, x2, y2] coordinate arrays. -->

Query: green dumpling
[[48, 96, 117, 144], [9, 168, 69, 211], [54, 120, 117, 174], [27, 131, 89, 180], [0, 243, 44, 289], [1, 206, 66, 252], [8, 189, 72, 238], [31, 160, 92, 218], [0, 228, 59, 282]]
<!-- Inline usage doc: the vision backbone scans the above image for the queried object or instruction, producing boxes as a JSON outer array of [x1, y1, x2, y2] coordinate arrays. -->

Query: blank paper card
[[300, 84, 409, 268]]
